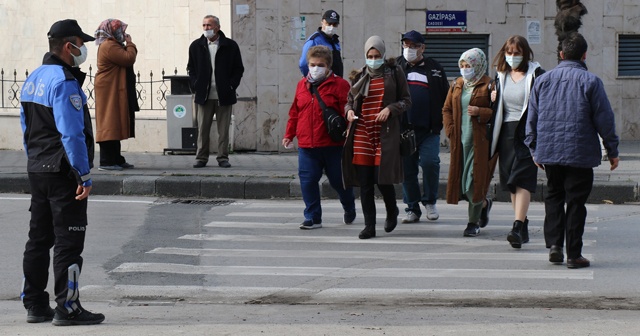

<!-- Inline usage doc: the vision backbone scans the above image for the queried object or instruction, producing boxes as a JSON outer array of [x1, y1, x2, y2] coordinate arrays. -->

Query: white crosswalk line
[[178, 233, 595, 246], [202, 221, 598, 232], [148, 247, 593, 261], [111, 263, 593, 280], [80, 284, 592, 303]]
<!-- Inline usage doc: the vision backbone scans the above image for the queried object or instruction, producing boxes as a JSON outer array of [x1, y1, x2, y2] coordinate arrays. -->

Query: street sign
[[426, 10, 467, 32]]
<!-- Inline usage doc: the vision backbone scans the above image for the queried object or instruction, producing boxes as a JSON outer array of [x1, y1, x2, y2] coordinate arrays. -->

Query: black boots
[[359, 225, 376, 239], [360, 205, 398, 239], [521, 218, 529, 243], [507, 220, 524, 248], [384, 206, 399, 233], [507, 218, 530, 248]]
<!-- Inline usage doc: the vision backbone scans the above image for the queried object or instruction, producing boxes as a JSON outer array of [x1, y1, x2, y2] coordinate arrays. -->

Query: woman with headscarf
[[342, 36, 412, 239], [94, 19, 139, 171], [442, 48, 498, 237]]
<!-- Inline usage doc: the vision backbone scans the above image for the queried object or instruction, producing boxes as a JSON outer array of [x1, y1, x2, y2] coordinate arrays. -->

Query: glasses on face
[[402, 43, 422, 49]]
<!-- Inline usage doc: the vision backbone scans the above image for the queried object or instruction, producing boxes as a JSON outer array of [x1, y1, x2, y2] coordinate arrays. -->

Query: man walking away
[[526, 32, 619, 269]]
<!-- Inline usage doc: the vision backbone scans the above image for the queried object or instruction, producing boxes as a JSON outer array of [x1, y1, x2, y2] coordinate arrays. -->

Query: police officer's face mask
[[69, 43, 88, 67]]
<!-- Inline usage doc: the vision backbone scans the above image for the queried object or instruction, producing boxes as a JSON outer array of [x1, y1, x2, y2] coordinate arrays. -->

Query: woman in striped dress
[[342, 36, 412, 239]]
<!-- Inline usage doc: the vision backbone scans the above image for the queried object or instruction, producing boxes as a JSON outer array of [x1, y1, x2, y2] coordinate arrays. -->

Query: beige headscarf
[[350, 35, 386, 100]]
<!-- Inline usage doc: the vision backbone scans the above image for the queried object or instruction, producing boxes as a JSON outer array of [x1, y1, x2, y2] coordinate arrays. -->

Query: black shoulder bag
[[310, 85, 348, 142], [394, 66, 416, 156]]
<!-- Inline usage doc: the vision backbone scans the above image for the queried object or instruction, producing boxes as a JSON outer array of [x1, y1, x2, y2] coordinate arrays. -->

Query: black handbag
[[310, 85, 347, 142], [400, 128, 417, 156]]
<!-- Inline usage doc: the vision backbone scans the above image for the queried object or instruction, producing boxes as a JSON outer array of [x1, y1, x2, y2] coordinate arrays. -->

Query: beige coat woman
[[94, 38, 137, 142], [442, 76, 498, 204]]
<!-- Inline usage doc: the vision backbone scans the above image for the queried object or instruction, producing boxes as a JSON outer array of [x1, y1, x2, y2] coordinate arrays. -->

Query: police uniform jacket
[[20, 52, 94, 186]]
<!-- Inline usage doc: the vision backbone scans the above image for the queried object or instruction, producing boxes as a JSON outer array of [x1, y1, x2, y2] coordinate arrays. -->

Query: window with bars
[[618, 35, 640, 77]]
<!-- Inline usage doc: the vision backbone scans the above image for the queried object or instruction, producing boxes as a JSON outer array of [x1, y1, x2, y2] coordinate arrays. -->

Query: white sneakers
[[402, 204, 439, 223], [425, 204, 439, 220], [401, 211, 419, 223]]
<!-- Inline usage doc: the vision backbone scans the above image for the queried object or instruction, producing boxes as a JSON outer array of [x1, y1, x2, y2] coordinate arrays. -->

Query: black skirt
[[498, 121, 537, 193]]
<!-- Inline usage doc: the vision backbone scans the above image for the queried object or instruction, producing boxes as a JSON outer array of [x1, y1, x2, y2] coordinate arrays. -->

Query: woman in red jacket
[[283, 46, 356, 230]]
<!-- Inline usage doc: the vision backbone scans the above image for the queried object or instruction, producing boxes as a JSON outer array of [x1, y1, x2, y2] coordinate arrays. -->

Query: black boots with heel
[[507, 220, 524, 248]]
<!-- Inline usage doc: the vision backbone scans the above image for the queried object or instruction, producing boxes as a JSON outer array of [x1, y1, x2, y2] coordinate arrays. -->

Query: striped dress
[[352, 77, 385, 166]]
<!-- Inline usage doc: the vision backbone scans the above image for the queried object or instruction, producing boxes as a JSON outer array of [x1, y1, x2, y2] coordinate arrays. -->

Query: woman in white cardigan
[[490, 35, 544, 249]]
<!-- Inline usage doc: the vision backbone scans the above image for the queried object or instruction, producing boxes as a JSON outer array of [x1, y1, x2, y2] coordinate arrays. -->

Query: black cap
[[47, 19, 95, 42], [322, 10, 340, 24], [401, 30, 425, 44]]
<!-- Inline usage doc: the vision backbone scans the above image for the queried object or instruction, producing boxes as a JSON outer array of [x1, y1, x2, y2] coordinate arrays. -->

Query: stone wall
[[1, 0, 639, 153]]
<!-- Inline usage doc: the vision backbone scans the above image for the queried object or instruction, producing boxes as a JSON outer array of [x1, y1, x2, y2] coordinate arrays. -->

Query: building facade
[[1, 0, 638, 153]]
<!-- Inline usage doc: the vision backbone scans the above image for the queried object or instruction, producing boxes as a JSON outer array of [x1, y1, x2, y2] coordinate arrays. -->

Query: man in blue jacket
[[526, 32, 619, 269], [20, 19, 104, 326], [188, 15, 244, 168], [396, 31, 449, 223], [299, 10, 343, 77]]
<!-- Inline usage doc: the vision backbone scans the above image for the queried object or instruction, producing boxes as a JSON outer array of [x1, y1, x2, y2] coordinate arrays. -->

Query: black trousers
[[98, 140, 125, 166], [355, 165, 396, 226], [543, 165, 593, 259], [22, 171, 87, 312]]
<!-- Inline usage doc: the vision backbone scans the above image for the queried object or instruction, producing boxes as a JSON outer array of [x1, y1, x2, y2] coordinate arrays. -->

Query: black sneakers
[[343, 210, 356, 224], [26, 305, 55, 323], [52, 306, 105, 326], [479, 198, 492, 228], [463, 222, 480, 237]]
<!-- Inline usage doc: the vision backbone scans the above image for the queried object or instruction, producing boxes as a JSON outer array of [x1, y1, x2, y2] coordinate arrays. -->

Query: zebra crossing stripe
[[79, 284, 592, 302], [202, 221, 598, 232], [147, 247, 593, 261], [110, 263, 593, 280], [178, 234, 595, 247]]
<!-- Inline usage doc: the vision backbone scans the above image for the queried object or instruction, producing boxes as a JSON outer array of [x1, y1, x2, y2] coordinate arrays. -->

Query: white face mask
[[308, 66, 327, 81], [70, 43, 88, 67], [323, 25, 335, 36], [403, 47, 419, 63], [203, 29, 215, 39], [505, 55, 523, 69], [460, 67, 475, 80]]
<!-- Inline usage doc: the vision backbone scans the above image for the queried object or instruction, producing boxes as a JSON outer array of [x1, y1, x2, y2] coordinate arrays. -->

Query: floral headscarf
[[459, 48, 487, 88], [94, 19, 128, 46]]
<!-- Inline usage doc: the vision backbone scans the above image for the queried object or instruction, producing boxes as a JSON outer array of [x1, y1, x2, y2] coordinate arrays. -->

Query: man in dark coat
[[188, 15, 244, 168]]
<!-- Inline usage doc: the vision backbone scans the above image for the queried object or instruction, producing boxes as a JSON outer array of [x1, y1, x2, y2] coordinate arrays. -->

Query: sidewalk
[[1, 141, 638, 203]]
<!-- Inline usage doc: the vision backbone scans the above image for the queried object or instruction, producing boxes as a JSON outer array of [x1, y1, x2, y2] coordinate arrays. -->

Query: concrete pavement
[[1, 141, 638, 203]]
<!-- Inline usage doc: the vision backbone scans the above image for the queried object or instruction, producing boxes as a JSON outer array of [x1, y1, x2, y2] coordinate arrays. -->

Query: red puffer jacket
[[285, 73, 350, 148]]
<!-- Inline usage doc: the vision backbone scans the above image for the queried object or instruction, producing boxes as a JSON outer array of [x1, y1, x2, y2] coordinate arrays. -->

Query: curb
[[0, 173, 637, 204]]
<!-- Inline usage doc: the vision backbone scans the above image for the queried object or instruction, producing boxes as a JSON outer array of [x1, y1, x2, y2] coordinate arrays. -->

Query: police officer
[[20, 19, 104, 326], [299, 10, 343, 77]]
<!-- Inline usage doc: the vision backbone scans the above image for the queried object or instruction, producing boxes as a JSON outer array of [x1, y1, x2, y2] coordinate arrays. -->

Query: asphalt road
[[2, 194, 640, 334]]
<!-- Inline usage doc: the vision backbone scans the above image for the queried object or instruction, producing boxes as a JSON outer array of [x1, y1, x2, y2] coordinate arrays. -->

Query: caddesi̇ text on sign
[[426, 10, 467, 32]]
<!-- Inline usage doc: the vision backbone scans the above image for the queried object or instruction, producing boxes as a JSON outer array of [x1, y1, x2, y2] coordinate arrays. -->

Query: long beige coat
[[94, 39, 137, 142], [442, 76, 498, 204]]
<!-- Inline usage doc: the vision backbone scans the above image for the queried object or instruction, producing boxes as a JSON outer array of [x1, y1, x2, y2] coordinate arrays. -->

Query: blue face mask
[[366, 58, 384, 70]]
